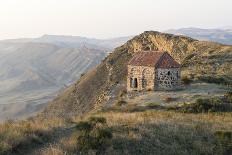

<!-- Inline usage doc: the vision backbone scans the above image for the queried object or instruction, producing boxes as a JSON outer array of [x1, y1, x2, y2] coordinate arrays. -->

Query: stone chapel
[[127, 51, 181, 91]]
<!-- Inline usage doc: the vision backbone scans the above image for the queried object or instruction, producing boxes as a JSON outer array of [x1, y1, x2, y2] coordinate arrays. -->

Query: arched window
[[130, 78, 138, 88]]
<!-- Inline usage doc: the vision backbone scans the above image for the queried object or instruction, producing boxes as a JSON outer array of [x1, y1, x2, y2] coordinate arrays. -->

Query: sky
[[0, 0, 232, 40]]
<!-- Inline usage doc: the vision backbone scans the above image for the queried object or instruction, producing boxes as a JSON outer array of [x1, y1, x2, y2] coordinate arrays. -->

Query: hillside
[[0, 35, 131, 121], [43, 31, 232, 118], [166, 28, 232, 45]]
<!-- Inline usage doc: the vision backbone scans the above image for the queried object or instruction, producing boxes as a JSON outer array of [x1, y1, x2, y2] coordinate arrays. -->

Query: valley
[[0, 35, 131, 121]]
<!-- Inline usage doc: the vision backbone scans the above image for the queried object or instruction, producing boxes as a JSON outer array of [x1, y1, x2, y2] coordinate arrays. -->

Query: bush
[[164, 97, 177, 103], [215, 131, 232, 155], [115, 100, 127, 106], [225, 91, 232, 103], [75, 117, 112, 155], [80, 73, 85, 77], [181, 76, 192, 85], [197, 75, 230, 85], [178, 97, 232, 113]]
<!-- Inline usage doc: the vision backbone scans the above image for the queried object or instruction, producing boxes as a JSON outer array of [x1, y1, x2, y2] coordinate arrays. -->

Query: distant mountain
[[33, 35, 133, 49], [0, 35, 131, 121], [165, 28, 232, 45]]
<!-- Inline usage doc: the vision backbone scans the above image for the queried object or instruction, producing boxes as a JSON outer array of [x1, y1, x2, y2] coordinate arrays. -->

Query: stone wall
[[127, 65, 155, 91], [156, 68, 181, 90], [127, 65, 181, 91]]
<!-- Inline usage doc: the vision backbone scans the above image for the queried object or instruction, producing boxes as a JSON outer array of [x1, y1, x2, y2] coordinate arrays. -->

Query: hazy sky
[[0, 0, 232, 39]]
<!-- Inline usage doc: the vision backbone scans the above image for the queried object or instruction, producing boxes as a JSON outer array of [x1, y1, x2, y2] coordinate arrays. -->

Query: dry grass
[[44, 110, 232, 155], [40, 145, 67, 155], [0, 117, 66, 155]]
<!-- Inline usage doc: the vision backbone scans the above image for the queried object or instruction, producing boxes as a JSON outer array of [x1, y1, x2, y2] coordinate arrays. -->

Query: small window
[[130, 78, 138, 88], [134, 78, 138, 88], [142, 78, 147, 88], [167, 71, 170, 75]]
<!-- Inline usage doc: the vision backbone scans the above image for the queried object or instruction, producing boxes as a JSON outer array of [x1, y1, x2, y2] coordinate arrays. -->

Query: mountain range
[[0, 35, 132, 121], [166, 27, 232, 45]]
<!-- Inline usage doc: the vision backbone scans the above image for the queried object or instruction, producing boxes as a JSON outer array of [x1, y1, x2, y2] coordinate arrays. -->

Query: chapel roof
[[128, 51, 180, 68]]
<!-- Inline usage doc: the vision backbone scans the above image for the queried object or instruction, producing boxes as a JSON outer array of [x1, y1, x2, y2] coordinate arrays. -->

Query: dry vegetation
[[37, 110, 232, 155], [0, 117, 67, 155], [1, 96, 232, 155]]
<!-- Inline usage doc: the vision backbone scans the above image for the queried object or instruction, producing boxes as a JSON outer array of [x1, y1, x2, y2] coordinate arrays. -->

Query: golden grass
[[0, 117, 66, 155], [40, 145, 67, 155], [97, 111, 232, 130], [55, 110, 232, 155], [1, 109, 231, 154]]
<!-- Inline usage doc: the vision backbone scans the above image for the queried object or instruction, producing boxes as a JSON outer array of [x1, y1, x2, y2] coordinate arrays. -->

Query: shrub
[[0, 142, 11, 155], [115, 100, 127, 106], [225, 91, 232, 103], [80, 73, 85, 77], [181, 76, 192, 85], [178, 97, 232, 113], [75, 117, 112, 155], [164, 97, 177, 103], [197, 75, 230, 85], [118, 90, 127, 98], [215, 131, 232, 155]]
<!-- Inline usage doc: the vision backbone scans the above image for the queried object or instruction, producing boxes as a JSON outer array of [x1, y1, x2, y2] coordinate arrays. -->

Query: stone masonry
[[127, 51, 181, 91]]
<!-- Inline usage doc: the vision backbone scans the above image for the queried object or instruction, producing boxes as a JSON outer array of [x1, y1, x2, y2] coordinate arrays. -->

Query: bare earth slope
[[43, 31, 232, 118]]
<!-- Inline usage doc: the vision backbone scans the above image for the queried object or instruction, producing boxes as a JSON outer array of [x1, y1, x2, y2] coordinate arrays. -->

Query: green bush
[[75, 117, 112, 155], [215, 131, 232, 155], [178, 97, 232, 113], [197, 75, 230, 85], [225, 91, 232, 103], [0, 142, 11, 155], [116, 100, 127, 106], [181, 76, 193, 85]]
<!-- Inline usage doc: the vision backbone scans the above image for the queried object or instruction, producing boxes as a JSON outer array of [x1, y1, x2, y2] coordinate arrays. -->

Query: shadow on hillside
[[102, 105, 165, 113], [5, 126, 74, 155]]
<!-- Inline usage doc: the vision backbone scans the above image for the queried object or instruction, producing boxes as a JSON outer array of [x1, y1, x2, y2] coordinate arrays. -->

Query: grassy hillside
[[1, 109, 232, 155], [43, 31, 232, 118], [40, 110, 232, 155]]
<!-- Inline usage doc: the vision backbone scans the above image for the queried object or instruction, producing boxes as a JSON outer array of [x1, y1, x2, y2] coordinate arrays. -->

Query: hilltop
[[43, 31, 232, 118]]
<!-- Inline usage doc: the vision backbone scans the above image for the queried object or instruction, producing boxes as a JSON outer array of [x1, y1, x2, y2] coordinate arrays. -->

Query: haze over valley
[[0, 35, 131, 121]]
